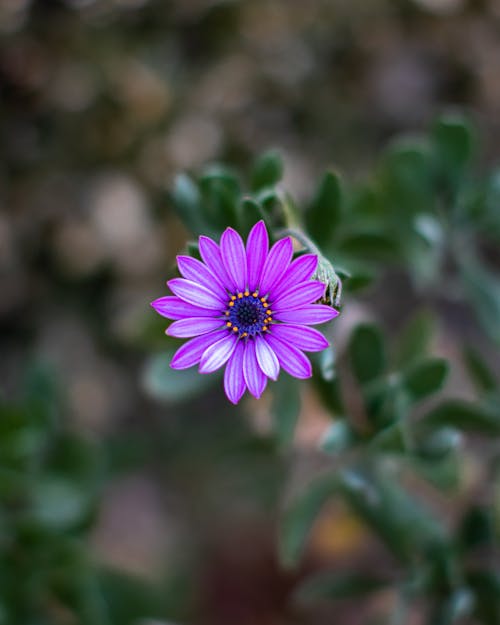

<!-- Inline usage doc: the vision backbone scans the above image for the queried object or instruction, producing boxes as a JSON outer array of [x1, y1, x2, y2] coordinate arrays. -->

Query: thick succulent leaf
[[349, 324, 386, 386], [306, 170, 342, 248], [250, 150, 283, 191]]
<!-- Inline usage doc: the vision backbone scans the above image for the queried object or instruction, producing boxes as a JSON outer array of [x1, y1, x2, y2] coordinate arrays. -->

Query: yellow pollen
[[237, 292, 244, 299], [262, 326, 268, 331], [244, 290, 249, 297], [252, 292, 258, 297], [226, 321, 232, 327], [228, 301, 234, 307], [241, 332, 248, 337], [225, 311, 230, 316], [231, 295, 237, 301], [260, 297, 266, 303], [263, 302, 269, 308], [266, 309, 272, 315], [233, 326, 239, 332]]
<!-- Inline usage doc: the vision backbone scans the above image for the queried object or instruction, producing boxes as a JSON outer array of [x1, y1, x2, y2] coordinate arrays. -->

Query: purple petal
[[275, 305, 339, 325], [243, 339, 267, 399], [224, 341, 246, 404], [246, 220, 269, 292], [199, 334, 237, 374], [166, 317, 224, 338], [270, 254, 318, 301], [270, 324, 329, 351], [220, 227, 247, 292], [168, 278, 225, 310], [265, 334, 312, 379], [176, 255, 228, 300], [255, 335, 279, 380], [258, 236, 293, 296], [151, 296, 221, 320], [198, 235, 233, 291], [170, 329, 227, 369], [272, 281, 326, 311]]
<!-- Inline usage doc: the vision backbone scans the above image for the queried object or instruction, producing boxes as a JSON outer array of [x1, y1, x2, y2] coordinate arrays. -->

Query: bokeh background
[[1, 1, 500, 624]]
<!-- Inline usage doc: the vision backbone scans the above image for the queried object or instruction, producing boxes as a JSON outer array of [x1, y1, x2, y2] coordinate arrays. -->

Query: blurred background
[[1, 1, 500, 624]]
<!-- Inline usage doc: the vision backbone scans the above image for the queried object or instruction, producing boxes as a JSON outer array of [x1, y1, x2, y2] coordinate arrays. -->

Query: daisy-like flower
[[151, 221, 339, 404]]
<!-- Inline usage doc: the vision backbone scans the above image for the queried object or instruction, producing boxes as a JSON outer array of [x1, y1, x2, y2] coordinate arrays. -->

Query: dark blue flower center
[[225, 292, 273, 338]]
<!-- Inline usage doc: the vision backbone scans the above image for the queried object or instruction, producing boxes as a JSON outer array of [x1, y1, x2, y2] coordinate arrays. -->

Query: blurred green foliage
[[164, 114, 500, 625]]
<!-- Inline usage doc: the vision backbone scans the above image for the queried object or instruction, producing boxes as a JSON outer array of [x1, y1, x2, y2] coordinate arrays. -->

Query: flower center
[[225, 291, 273, 338]]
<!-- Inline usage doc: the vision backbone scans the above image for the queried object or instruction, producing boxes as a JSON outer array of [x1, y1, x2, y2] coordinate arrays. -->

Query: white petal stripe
[[255, 335, 279, 380], [265, 334, 312, 379], [270, 324, 329, 351], [270, 254, 318, 301], [166, 317, 224, 338], [243, 340, 267, 398], [224, 341, 246, 404], [176, 255, 228, 298], [272, 281, 326, 311], [198, 236, 233, 291], [168, 278, 225, 310], [259, 237, 293, 295], [199, 334, 238, 373], [246, 220, 269, 292], [170, 329, 228, 369], [221, 227, 247, 292], [275, 305, 339, 325], [151, 296, 219, 320]]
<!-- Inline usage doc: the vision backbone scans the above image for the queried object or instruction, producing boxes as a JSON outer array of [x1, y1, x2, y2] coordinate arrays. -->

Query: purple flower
[[151, 221, 339, 404]]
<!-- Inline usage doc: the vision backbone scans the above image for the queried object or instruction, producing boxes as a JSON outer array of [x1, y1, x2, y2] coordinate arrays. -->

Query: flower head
[[151, 221, 339, 404]]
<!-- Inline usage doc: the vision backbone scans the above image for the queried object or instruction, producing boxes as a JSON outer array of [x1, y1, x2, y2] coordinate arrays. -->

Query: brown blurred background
[[1, 1, 500, 624]]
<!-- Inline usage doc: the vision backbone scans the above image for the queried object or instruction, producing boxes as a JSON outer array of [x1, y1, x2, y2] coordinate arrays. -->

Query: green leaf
[[339, 469, 444, 562], [313, 374, 344, 415], [306, 170, 342, 248], [341, 270, 375, 293], [337, 231, 398, 262], [199, 164, 239, 196], [48, 433, 103, 483], [462, 345, 497, 393], [459, 505, 495, 550], [402, 358, 449, 403], [320, 421, 356, 454], [364, 380, 410, 429], [482, 168, 500, 238], [430, 588, 474, 625], [467, 571, 500, 625], [171, 174, 210, 237], [380, 136, 433, 214], [294, 571, 387, 603], [185, 240, 201, 260], [421, 400, 500, 435], [28, 476, 92, 531], [461, 259, 500, 345], [200, 176, 238, 230], [271, 374, 301, 449], [239, 197, 271, 236], [432, 113, 475, 175], [99, 569, 167, 625], [411, 450, 461, 491], [250, 150, 283, 191], [279, 474, 338, 568], [395, 310, 435, 368], [317, 345, 336, 381], [349, 324, 386, 386], [142, 352, 216, 403], [417, 427, 462, 460], [369, 422, 408, 454]]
